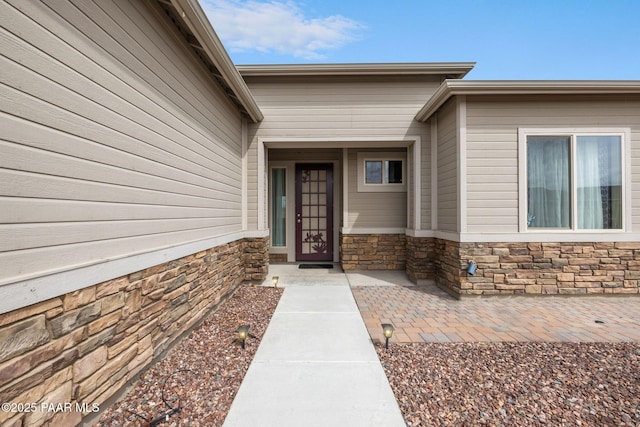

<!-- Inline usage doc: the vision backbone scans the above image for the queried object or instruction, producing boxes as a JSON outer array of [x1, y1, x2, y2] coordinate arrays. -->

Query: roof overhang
[[237, 62, 476, 78], [415, 80, 640, 122], [157, 0, 263, 122]]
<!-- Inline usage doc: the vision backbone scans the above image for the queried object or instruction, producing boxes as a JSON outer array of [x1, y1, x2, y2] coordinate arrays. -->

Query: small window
[[387, 160, 403, 184], [525, 132, 624, 230], [357, 152, 407, 192], [365, 161, 383, 184]]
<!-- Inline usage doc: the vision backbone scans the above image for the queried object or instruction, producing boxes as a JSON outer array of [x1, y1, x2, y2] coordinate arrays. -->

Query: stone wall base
[[0, 237, 268, 427], [406, 236, 435, 283], [435, 239, 640, 296], [333, 235, 640, 296], [340, 234, 406, 270], [269, 253, 288, 263]]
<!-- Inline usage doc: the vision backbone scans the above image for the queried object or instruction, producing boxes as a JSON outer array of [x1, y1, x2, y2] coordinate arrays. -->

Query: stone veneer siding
[[435, 239, 640, 296], [406, 236, 436, 283], [0, 237, 268, 427], [269, 253, 288, 263], [340, 234, 406, 270]]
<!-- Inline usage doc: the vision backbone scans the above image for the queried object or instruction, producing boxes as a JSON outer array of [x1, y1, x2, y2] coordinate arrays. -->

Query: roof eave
[[169, 0, 263, 122], [237, 62, 476, 78], [415, 80, 640, 122]]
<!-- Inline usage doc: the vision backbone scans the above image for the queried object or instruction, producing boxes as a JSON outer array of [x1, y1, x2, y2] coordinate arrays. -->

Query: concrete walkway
[[222, 265, 405, 427]]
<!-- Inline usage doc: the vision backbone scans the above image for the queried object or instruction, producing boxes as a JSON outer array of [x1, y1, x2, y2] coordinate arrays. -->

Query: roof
[[158, 0, 263, 122], [236, 62, 476, 78], [415, 80, 640, 122]]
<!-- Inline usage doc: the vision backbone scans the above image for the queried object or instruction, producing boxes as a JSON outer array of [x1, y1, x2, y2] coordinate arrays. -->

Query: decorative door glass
[[295, 164, 333, 261]]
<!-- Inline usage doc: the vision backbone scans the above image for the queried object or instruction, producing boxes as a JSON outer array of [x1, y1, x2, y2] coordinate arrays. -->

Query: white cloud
[[201, 0, 365, 60]]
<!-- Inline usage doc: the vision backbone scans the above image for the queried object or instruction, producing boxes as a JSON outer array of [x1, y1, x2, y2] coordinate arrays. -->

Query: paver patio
[[351, 282, 640, 344]]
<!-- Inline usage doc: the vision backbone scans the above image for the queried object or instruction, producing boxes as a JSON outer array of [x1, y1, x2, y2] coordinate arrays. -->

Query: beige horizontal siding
[[252, 107, 425, 137], [421, 130, 432, 230], [466, 94, 640, 232], [346, 149, 407, 229], [269, 149, 342, 162], [436, 99, 458, 233], [1, 0, 243, 286], [245, 75, 438, 230]]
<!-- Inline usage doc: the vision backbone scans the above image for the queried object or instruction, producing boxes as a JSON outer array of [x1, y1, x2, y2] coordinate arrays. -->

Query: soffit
[[155, 0, 263, 122]]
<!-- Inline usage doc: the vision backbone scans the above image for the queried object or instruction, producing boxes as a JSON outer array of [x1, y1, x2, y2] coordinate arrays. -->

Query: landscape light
[[236, 325, 250, 349], [381, 323, 395, 349]]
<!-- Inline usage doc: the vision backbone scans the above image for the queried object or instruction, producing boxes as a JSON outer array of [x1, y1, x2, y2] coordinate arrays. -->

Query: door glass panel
[[271, 168, 286, 246]]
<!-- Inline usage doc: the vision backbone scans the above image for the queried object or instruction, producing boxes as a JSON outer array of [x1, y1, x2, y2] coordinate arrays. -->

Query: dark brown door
[[295, 164, 333, 261]]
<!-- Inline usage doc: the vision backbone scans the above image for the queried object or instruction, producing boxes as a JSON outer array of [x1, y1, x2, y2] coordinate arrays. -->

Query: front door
[[295, 164, 333, 261]]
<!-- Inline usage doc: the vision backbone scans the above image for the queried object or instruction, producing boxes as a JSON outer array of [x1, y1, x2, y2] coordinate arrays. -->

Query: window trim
[[357, 152, 407, 192], [518, 128, 631, 233]]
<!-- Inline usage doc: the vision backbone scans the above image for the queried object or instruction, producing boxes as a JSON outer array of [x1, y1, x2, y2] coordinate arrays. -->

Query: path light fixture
[[467, 260, 477, 276], [272, 276, 279, 288], [381, 323, 395, 349], [236, 325, 250, 349]]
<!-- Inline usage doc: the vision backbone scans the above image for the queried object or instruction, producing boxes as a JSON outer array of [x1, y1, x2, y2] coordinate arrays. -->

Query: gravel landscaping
[[377, 341, 640, 426], [95, 283, 639, 427], [95, 285, 282, 427]]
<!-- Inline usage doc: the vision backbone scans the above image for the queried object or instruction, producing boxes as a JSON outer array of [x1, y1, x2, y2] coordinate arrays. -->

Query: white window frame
[[518, 128, 631, 233], [357, 152, 407, 192]]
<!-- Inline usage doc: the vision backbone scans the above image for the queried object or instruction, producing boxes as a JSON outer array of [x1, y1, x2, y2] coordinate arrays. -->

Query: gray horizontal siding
[[1, 0, 243, 286]]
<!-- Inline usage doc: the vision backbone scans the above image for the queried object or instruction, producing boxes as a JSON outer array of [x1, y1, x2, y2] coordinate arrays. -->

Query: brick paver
[[351, 284, 640, 344]]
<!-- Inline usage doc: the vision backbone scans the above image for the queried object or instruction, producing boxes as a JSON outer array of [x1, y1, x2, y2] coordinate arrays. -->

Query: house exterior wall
[[435, 98, 459, 233], [0, 2, 269, 425], [425, 92, 640, 296], [435, 240, 640, 296], [243, 74, 439, 232], [465, 94, 640, 234], [346, 148, 407, 229], [340, 234, 407, 270], [0, 237, 268, 427], [421, 128, 433, 230], [1, 0, 248, 313]]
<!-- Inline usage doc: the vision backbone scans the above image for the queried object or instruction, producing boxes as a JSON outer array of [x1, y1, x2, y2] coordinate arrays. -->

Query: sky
[[200, 0, 640, 80]]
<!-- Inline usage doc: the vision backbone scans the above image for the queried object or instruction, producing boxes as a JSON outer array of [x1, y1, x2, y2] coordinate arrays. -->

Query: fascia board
[[236, 62, 476, 78], [172, 0, 264, 122], [415, 80, 640, 122]]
